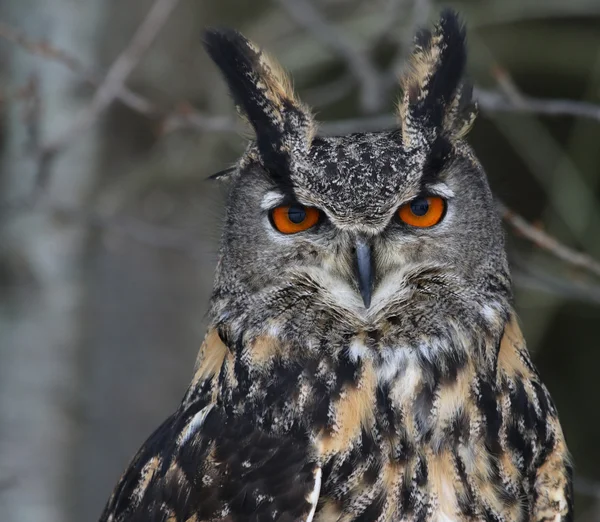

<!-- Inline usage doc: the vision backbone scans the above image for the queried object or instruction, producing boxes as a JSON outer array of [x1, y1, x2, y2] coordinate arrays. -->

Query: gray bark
[[0, 1, 103, 521]]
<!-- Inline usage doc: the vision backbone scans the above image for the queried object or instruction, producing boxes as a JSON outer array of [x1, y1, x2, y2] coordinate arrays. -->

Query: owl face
[[218, 133, 505, 321], [206, 16, 511, 344]]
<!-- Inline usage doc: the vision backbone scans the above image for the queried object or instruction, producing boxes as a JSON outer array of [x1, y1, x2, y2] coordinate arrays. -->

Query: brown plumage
[[99, 10, 572, 522]]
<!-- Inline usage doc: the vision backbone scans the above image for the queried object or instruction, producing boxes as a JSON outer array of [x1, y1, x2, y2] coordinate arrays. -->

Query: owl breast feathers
[[100, 10, 573, 522]]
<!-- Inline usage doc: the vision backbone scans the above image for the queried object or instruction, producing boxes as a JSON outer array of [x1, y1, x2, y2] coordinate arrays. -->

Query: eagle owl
[[100, 11, 573, 522]]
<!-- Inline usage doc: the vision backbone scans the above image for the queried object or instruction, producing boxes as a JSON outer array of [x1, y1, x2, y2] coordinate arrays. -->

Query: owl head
[[204, 11, 511, 353]]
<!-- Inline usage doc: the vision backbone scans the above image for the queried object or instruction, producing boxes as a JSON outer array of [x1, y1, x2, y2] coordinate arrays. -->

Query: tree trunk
[[0, 1, 103, 521]]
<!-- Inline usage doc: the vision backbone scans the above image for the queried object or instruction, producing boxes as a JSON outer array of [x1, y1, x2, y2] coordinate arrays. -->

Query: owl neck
[[184, 296, 511, 440]]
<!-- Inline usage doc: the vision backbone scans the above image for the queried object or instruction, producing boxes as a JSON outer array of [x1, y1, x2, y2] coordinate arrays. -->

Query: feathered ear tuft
[[203, 29, 315, 173], [397, 10, 476, 147]]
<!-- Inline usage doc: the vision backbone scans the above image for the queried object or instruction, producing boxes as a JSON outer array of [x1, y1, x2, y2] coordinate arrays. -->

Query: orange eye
[[270, 204, 320, 234], [398, 196, 446, 228]]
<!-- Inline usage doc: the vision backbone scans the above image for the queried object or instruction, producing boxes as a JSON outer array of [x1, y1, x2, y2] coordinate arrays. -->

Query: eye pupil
[[410, 198, 429, 216], [287, 205, 306, 224]]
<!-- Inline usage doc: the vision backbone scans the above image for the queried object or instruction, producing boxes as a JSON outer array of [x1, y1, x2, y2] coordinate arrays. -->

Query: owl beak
[[354, 238, 374, 309]]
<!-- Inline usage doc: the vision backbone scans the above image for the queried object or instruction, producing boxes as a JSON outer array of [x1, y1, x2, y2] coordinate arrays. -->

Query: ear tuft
[[397, 10, 475, 146], [203, 29, 315, 173]]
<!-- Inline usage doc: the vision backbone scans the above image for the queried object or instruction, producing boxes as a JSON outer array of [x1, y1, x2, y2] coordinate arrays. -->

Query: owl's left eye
[[397, 196, 446, 228], [270, 204, 320, 234]]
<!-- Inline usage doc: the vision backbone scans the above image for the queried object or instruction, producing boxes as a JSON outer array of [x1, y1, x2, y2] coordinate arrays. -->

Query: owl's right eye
[[270, 204, 320, 234]]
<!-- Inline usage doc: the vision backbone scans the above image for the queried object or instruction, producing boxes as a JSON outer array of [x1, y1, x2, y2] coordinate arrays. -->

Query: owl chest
[[220, 340, 530, 521], [314, 407, 525, 522], [309, 371, 528, 522]]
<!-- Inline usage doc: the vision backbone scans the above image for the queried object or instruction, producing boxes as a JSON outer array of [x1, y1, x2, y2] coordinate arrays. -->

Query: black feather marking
[[203, 29, 310, 181], [420, 10, 467, 129], [510, 379, 537, 431], [203, 29, 289, 171], [311, 379, 333, 429], [337, 348, 362, 386], [476, 378, 503, 456], [213, 414, 315, 521], [401, 10, 472, 146], [353, 493, 385, 522], [564, 463, 575, 522], [506, 420, 530, 471], [400, 476, 415, 513], [453, 449, 476, 516], [414, 384, 435, 442], [203, 30, 278, 126], [441, 348, 468, 384], [375, 382, 396, 435], [415, 455, 428, 486], [421, 136, 452, 187], [447, 408, 471, 444]]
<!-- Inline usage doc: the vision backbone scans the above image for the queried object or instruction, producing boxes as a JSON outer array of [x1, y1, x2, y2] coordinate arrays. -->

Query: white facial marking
[[261, 190, 285, 210], [366, 263, 434, 320], [427, 182, 455, 199], [298, 267, 364, 317]]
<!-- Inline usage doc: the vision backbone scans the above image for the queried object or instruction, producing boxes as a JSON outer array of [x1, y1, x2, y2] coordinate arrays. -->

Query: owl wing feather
[[100, 331, 321, 522], [100, 402, 321, 522]]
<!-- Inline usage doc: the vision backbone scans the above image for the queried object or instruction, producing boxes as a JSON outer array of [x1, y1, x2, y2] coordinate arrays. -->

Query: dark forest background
[[1, 0, 599, 520]]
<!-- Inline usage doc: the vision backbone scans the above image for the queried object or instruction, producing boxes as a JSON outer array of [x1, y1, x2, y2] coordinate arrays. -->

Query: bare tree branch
[[38, 0, 182, 164], [377, 0, 412, 40], [0, 21, 90, 78], [28, 0, 182, 196], [276, 0, 384, 114], [0, 196, 208, 258], [0, 19, 237, 136], [513, 263, 600, 306], [160, 102, 238, 134], [319, 89, 600, 135], [49, 203, 207, 258], [0, 76, 39, 104], [476, 87, 600, 123], [0, 20, 153, 114], [498, 202, 600, 279]]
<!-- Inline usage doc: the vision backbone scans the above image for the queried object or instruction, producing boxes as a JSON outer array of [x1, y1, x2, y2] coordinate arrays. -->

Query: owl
[[99, 10, 573, 522]]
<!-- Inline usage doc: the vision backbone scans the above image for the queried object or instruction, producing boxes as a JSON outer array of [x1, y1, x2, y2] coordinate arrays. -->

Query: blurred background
[[0, 0, 599, 520]]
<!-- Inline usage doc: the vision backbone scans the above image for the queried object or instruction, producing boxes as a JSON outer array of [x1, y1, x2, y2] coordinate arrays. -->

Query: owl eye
[[398, 196, 446, 228], [270, 204, 320, 234]]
